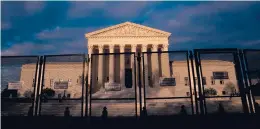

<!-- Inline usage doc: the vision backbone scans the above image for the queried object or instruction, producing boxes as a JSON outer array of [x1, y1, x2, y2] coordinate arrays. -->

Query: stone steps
[[2, 99, 243, 116]]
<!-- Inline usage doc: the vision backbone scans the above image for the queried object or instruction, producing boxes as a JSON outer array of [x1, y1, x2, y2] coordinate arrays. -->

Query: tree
[[204, 88, 217, 96]]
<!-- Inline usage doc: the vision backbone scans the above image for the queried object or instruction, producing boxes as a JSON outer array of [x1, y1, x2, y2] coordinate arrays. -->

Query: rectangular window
[[50, 79, 54, 87], [184, 77, 189, 86], [211, 76, 215, 85], [202, 77, 206, 85], [213, 72, 229, 79], [222, 91, 226, 95]]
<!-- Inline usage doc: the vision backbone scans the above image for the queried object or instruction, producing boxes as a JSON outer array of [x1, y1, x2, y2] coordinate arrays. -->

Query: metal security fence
[[1, 56, 39, 116], [193, 49, 250, 114], [1, 48, 260, 117], [142, 51, 195, 116], [242, 49, 260, 113], [89, 52, 137, 117], [37, 54, 87, 117]]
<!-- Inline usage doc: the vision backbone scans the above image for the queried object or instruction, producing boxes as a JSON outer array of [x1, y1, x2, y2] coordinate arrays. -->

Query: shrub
[[204, 88, 217, 96], [223, 82, 236, 94], [24, 90, 33, 98], [42, 88, 55, 98]]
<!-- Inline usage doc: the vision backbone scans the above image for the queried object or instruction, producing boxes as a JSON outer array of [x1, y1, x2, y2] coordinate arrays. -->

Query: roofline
[[85, 21, 171, 38]]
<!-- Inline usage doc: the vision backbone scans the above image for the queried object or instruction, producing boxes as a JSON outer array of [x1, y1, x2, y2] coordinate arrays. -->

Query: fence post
[[233, 51, 249, 114], [38, 56, 46, 116], [89, 55, 93, 117], [239, 50, 254, 113], [31, 56, 40, 116], [81, 54, 86, 117], [242, 50, 257, 113], [137, 52, 142, 116], [194, 51, 205, 115], [34, 56, 43, 116], [189, 51, 199, 115], [187, 51, 194, 115], [85, 55, 89, 117]]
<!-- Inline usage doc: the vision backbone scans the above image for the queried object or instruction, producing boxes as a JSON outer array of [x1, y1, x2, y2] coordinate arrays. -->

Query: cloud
[[24, 1, 46, 15], [1, 42, 55, 56], [35, 26, 104, 40], [1, 22, 11, 30], [103, 2, 150, 19], [67, 1, 153, 19], [143, 1, 259, 45], [1, 39, 89, 56], [67, 1, 107, 18], [243, 40, 260, 46], [175, 2, 255, 20], [171, 37, 194, 44]]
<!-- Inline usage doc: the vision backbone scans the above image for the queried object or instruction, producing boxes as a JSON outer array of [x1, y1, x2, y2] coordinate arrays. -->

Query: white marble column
[[160, 44, 171, 77], [142, 45, 149, 87], [98, 45, 104, 87], [151, 45, 160, 87], [120, 45, 125, 88], [109, 45, 115, 83]]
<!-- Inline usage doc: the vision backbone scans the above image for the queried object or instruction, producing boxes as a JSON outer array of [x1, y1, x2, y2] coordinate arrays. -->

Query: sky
[[1, 1, 260, 56]]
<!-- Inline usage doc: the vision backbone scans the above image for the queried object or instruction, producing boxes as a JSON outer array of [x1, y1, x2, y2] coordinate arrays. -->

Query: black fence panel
[[1, 56, 39, 116], [194, 49, 249, 114], [37, 54, 86, 117], [142, 51, 194, 116], [2, 48, 259, 118], [243, 50, 260, 112], [89, 52, 137, 117]]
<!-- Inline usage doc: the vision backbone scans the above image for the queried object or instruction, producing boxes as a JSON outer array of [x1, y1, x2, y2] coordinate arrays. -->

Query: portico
[[85, 22, 171, 90]]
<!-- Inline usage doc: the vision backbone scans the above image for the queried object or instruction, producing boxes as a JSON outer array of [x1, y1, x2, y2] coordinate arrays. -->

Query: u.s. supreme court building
[[16, 22, 243, 116]]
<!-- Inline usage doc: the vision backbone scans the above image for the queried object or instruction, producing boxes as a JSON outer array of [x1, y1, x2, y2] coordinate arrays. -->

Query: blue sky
[[1, 1, 260, 56]]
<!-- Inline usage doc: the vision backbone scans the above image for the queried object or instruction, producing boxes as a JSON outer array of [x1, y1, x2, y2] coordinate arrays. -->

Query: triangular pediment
[[85, 22, 171, 38]]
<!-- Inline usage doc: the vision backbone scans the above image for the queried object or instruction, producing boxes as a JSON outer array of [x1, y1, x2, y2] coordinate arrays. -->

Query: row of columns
[[88, 44, 170, 88]]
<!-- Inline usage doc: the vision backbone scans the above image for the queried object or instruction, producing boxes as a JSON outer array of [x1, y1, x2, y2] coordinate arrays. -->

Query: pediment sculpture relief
[[91, 25, 166, 37]]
